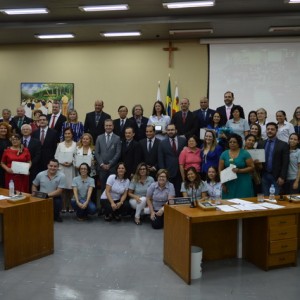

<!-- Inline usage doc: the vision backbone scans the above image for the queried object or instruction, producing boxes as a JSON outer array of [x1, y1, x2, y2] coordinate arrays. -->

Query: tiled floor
[[0, 214, 300, 300]]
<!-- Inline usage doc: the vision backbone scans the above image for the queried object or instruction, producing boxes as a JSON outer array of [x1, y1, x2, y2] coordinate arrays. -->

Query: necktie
[[226, 107, 231, 120], [265, 140, 273, 172], [18, 118, 22, 128], [106, 134, 110, 145], [50, 115, 56, 128], [23, 139, 27, 148], [171, 138, 177, 153], [148, 139, 152, 152], [120, 119, 124, 130], [182, 112, 186, 124], [202, 110, 206, 120], [126, 141, 130, 147], [95, 113, 100, 126], [41, 129, 45, 145]]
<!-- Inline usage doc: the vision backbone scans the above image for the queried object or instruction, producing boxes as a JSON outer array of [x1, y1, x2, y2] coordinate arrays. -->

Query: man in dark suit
[[84, 100, 111, 144], [139, 125, 160, 178], [21, 124, 42, 190], [13, 106, 33, 134], [32, 114, 58, 172], [95, 119, 121, 192], [128, 104, 149, 141], [120, 127, 142, 178], [171, 98, 198, 139], [158, 124, 186, 196], [193, 96, 215, 129], [216, 91, 245, 126], [113, 105, 133, 139], [47, 101, 67, 142], [257, 122, 289, 196]]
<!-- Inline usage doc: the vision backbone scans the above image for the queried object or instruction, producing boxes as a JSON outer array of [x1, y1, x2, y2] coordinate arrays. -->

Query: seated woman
[[219, 133, 254, 199], [146, 169, 175, 229], [128, 163, 155, 225], [181, 167, 208, 201], [205, 166, 222, 200], [71, 163, 97, 221], [100, 162, 130, 222]]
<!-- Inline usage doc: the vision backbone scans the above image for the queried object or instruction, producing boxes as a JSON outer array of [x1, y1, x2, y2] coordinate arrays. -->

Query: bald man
[[84, 100, 111, 143]]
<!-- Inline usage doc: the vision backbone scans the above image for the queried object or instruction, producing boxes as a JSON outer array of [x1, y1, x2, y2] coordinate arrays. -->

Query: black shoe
[[104, 215, 112, 222], [114, 215, 121, 222], [54, 216, 63, 222]]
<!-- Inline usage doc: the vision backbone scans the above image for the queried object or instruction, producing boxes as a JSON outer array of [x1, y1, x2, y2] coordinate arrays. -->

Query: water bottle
[[269, 184, 275, 201], [9, 179, 15, 196]]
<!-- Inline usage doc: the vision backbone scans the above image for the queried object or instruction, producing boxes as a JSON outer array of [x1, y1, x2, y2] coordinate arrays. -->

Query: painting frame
[[21, 82, 74, 118]]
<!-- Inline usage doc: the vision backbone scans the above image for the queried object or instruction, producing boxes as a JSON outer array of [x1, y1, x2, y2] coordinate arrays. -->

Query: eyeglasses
[[11, 137, 20, 141], [139, 168, 147, 171]]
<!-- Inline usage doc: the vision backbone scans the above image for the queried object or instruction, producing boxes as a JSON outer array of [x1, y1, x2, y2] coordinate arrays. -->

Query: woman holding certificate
[[1, 133, 31, 193], [219, 133, 254, 199], [55, 127, 76, 213]]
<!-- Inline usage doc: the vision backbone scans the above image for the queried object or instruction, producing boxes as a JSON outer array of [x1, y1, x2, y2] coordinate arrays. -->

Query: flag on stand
[[165, 78, 172, 116], [157, 82, 161, 102], [172, 85, 179, 116]]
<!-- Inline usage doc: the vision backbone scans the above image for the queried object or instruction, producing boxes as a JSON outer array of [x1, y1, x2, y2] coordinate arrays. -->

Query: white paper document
[[261, 202, 285, 209], [57, 152, 73, 164], [247, 149, 265, 162], [0, 195, 10, 200], [74, 155, 92, 168], [199, 128, 206, 140], [11, 161, 30, 175], [220, 165, 237, 183], [217, 205, 240, 212]]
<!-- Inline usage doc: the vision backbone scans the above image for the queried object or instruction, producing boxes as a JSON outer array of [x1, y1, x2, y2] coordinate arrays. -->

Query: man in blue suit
[[158, 124, 186, 197]]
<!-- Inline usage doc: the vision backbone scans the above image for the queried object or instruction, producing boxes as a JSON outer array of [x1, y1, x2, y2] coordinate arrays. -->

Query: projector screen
[[209, 43, 300, 122]]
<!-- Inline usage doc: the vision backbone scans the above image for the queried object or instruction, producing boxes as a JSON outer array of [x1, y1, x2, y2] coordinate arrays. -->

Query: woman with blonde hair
[[128, 162, 154, 225], [200, 130, 223, 180], [60, 109, 84, 142], [290, 106, 300, 137]]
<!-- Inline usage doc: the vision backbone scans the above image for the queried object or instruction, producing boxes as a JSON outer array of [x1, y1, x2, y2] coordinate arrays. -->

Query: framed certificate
[[11, 161, 30, 175]]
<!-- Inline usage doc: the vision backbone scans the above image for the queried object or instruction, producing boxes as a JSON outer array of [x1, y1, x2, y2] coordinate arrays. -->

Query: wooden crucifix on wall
[[163, 41, 178, 68]]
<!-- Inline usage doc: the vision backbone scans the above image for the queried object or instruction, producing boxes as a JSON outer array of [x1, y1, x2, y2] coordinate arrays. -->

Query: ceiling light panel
[[163, 1, 215, 9], [101, 32, 141, 37], [0, 8, 49, 15], [79, 5, 129, 12], [35, 34, 75, 39]]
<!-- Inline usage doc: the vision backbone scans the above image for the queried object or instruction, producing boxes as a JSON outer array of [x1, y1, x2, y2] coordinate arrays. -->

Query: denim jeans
[[71, 198, 97, 218]]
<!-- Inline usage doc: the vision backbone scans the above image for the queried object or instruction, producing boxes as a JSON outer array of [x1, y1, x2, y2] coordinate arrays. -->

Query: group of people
[[0, 92, 299, 228]]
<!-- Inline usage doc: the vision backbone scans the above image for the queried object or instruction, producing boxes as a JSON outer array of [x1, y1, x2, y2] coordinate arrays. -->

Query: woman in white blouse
[[55, 127, 76, 213], [100, 162, 130, 222], [276, 110, 295, 143], [148, 101, 171, 140]]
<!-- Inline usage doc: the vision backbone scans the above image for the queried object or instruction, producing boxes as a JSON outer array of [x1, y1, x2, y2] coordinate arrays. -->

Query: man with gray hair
[[13, 106, 33, 134], [21, 124, 41, 189]]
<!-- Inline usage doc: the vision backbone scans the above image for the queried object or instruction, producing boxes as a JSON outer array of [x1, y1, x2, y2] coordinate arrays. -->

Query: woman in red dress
[[1, 133, 31, 193]]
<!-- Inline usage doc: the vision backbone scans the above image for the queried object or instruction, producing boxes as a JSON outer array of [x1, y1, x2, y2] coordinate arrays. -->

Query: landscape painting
[[21, 82, 74, 118]]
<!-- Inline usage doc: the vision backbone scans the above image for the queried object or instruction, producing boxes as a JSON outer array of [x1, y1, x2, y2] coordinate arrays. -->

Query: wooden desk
[[164, 198, 300, 284], [0, 189, 54, 269]]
